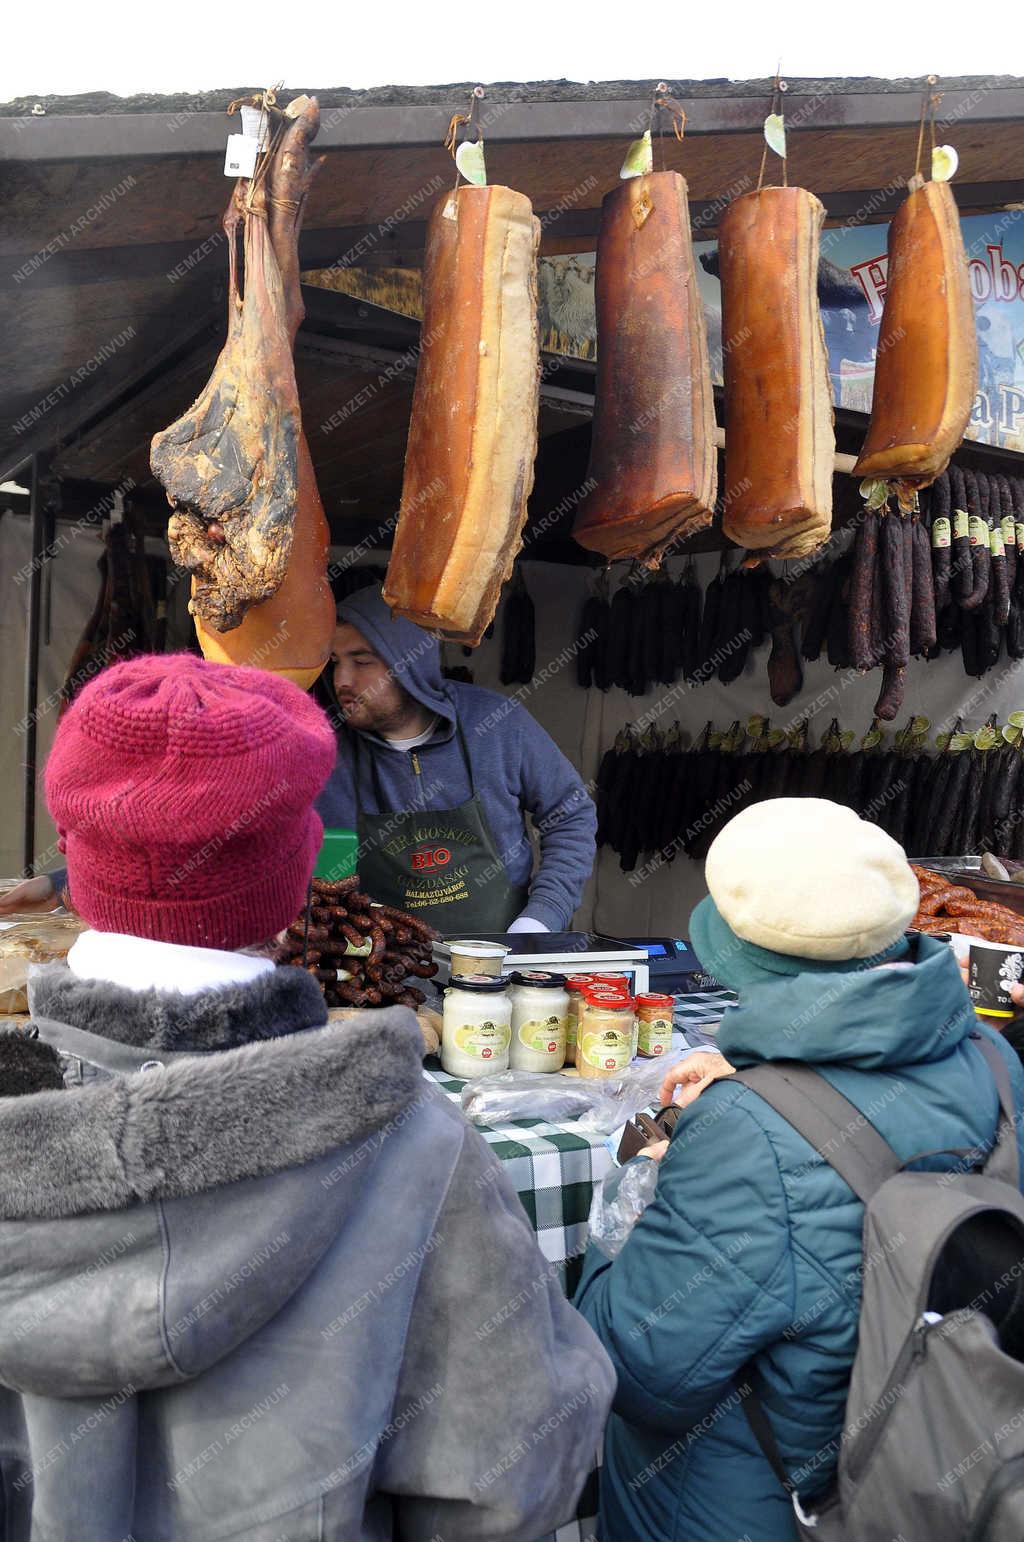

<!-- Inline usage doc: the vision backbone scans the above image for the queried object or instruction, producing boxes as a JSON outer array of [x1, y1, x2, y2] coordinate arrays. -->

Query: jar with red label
[[635, 993, 675, 1057], [575, 987, 636, 1079], [564, 974, 597, 1067]]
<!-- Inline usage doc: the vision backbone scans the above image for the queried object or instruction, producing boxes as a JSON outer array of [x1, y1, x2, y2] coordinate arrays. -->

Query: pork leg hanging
[[717, 186, 834, 559], [571, 171, 717, 563], [383, 185, 541, 645], [854, 178, 977, 487], [151, 96, 334, 687]]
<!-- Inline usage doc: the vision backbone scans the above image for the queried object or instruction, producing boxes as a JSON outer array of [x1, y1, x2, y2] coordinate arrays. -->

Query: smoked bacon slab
[[854, 178, 977, 487], [383, 185, 540, 645], [572, 172, 717, 564], [718, 186, 834, 559]]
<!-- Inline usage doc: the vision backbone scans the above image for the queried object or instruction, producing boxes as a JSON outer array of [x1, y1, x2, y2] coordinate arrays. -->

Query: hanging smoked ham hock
[[151, 95, 334, 688]]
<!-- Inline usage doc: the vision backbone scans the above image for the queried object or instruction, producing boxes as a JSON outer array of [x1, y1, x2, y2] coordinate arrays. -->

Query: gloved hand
[[506, 916, 550, 935]]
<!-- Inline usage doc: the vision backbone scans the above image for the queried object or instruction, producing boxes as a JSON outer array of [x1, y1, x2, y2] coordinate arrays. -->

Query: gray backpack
[[733, 1036, 1024, 1541]]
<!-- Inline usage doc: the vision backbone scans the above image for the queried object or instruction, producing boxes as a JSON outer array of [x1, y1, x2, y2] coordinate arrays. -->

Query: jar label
[[518, 1015, 566, 1054], [453, 1021, 511, 1061], [1002, 516, 1016, 549], [638, 1018, 673, 1056], [580, 1027, 632, 1073]]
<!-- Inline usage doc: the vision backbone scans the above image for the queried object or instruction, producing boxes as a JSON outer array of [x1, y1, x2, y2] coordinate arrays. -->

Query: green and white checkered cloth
[[424, 1061, 612, 1297]]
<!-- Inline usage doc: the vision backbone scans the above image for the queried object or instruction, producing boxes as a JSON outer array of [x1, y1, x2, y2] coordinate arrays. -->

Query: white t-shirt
[[382, 715, 439, 751]]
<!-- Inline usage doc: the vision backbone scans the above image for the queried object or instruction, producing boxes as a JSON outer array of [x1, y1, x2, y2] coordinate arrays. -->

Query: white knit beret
[[704, 798, 921, 961]]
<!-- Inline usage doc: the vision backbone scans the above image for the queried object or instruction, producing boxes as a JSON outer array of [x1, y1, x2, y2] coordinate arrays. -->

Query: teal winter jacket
[[575, 933, 1024, 1542]]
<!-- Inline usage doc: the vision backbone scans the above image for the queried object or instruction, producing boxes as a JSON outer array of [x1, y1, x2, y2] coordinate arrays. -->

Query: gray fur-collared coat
[[0, 964, 613, 1541]]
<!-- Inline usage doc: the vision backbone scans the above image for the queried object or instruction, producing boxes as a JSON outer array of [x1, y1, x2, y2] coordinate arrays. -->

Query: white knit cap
[[704, 798, 920, 961]]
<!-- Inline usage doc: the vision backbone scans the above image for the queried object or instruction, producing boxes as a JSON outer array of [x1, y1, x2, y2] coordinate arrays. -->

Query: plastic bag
[[0, 914, 85, 1014], [459, 1044, 703, 1134], [587, 1156, 660, 1258]]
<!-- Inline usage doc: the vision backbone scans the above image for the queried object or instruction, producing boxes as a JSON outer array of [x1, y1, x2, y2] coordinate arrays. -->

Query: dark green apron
[[353, 721, 527, 935]]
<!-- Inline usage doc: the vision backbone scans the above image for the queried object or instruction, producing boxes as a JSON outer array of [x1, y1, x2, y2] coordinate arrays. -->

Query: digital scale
[[617, 938, 725, 996], [431, 932, 651, 993], [431, 933, 726, 996]]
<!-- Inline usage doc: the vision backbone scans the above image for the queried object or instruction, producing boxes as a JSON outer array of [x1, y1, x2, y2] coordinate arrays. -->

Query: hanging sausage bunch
[[596, 714, 1024, 873], [846, 469, 1024, 720], [576, 560, 778, 696], [277, 875, 439, 1009]]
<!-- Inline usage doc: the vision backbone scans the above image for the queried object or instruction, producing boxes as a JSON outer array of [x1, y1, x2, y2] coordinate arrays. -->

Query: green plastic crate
[[314, 827, 359, 882]]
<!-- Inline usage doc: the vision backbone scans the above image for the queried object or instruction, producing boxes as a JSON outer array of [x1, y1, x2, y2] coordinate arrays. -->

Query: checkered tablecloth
[[424, 1060, 612, 1296]]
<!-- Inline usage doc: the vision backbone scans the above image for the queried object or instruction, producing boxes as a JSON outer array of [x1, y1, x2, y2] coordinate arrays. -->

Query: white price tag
[[239, 104, 270, 148], [224, 133, 259, 179]]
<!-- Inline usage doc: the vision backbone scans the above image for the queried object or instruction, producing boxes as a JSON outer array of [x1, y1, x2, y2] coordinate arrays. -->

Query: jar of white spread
[[441, 974, 513, 1079], [509, 971, 569, 1072]]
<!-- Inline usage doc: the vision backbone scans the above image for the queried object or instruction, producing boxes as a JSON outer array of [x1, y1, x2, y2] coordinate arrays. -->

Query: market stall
[[7, 68, 1024, 1542]]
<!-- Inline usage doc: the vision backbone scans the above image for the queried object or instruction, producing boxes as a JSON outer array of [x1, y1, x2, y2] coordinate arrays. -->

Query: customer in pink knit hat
[[0, 654, 612, 1542]]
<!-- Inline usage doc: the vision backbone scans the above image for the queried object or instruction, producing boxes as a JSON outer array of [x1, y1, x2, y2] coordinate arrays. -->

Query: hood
[[713, 930, 978, 1071], [0, 967, 425, 1397], [337, 585, 454, 728]]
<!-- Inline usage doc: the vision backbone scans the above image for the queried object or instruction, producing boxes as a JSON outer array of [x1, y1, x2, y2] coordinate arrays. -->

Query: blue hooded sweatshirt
[[317, 586, 597, 931], [575, 914, 1024, 1542]]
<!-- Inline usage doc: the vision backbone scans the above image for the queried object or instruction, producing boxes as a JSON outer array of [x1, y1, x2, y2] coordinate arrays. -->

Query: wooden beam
[[6, 180, 1024, 290]]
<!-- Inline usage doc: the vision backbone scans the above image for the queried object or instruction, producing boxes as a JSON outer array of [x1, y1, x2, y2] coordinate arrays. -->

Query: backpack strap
[[732, 1061, 902, 1202], [731, 1060, 901, 1509], [971, 1033, 1022, 1189]]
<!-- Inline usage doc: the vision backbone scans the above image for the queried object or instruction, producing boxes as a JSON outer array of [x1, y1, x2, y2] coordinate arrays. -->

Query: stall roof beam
[[4, 178, 1023, 293], [4, 82, 1024, 162]]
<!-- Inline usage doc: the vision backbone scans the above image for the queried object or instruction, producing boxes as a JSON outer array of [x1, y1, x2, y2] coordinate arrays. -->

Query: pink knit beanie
[[46, 654, 336, 950]]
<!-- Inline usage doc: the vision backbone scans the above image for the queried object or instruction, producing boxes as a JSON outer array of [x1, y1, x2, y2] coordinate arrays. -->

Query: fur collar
[[29, 962, 327, 1053], [1, 969, 425, 1221]]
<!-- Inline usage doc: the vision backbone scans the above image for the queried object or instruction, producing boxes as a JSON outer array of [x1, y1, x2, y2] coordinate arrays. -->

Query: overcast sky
[[1, 0, 1012, 101]]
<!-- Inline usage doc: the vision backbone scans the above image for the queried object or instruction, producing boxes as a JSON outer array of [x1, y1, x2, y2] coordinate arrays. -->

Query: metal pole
[[22, 454, 44, 875]]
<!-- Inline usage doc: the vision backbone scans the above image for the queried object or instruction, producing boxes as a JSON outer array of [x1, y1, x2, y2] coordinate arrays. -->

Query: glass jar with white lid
[[508, 970, 569, 1072], [441, 974, 513, 1079]]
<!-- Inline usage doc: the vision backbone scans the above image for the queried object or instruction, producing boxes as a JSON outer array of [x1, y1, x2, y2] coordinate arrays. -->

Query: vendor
[[1, 586, 597, 935], [317, 584, 596, 935]]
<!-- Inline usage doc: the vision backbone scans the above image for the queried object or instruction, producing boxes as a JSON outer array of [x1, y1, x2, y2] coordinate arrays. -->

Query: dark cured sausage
[[880, 511, 910, 667], [910, 513, 938, 655], [997, 474, 1018, 596], [873, 660, 906, 722], [960, 468, 991, 611], [930, 471, 952, 612], [949, 465, 972, 604], [849, 509, 879, 670], [987, 474, 1011, 626]]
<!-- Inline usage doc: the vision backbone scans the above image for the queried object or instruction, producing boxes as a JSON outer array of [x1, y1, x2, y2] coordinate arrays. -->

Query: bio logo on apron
[[353, 719, 527, 933]]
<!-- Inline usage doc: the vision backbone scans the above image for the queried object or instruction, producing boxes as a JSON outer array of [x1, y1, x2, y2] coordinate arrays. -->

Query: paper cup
[[968, 939, 1024, 1019]]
